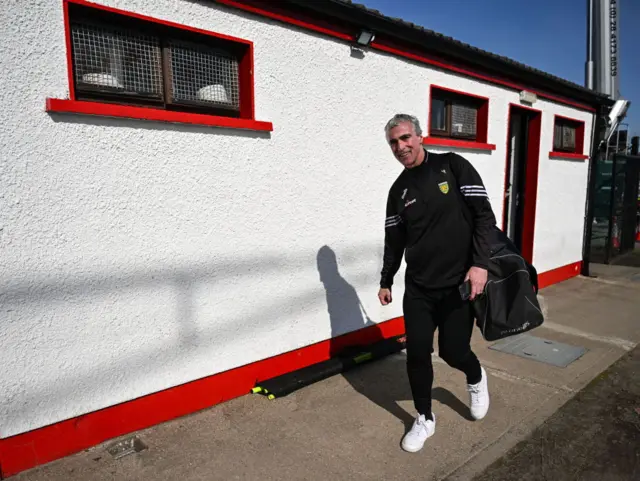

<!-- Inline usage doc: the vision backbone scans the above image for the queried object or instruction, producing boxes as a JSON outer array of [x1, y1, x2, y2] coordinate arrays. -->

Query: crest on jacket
[[438, 181, 449, 194]]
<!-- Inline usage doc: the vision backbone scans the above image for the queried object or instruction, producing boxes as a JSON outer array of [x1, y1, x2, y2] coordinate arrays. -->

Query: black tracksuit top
[[380, 150, 497, 290]]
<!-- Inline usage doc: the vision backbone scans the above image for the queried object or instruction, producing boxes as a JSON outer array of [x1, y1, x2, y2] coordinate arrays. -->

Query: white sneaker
[[468, 367, 490, 420], [401, 413, 436, 452]]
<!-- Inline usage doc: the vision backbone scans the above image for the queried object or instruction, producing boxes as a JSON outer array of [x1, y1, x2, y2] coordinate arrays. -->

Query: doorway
[[502, 105, 542, 263]]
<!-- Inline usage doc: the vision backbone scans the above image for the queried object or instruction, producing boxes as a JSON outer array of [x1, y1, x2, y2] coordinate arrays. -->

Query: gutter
[[284, 0, 611, 108]]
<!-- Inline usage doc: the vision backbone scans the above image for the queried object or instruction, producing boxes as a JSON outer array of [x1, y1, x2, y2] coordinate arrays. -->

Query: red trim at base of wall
[[0, 260, 582, 477], [422, 137, 496, 151], [46, 99, 274, 132], [537, 261, 582, 289], [0, 317, 404, 478]]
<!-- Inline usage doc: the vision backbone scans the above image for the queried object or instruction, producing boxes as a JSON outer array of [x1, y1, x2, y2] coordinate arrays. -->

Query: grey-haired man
[[379, 114, 494, 452]]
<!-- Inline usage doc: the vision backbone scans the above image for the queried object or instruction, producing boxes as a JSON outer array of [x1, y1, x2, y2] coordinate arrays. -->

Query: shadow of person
[[317, 245, 415, 427], [431, 387, 474, 421]]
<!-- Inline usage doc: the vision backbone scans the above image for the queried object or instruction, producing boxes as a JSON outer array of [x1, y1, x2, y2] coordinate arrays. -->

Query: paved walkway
[[470, 345, 640, 481], [11, 265, 640, 481]]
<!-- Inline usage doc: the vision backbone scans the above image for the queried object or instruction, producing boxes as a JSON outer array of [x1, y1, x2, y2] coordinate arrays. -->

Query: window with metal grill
[[548, 115, 586, 159], [167, 40, 240, 110], [67, 2, 253, 119], [553, 118, 578, 152], [72, 22, 164, 99], [429, 87, 486, 141]]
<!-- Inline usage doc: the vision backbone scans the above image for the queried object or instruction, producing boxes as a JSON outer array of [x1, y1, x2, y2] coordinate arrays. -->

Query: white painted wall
[[531, 102, 594, 273], [0, 0, 593, 437]]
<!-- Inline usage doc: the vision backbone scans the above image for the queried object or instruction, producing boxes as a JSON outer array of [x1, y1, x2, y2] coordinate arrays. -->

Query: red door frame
[[502, 103, 542, 264]]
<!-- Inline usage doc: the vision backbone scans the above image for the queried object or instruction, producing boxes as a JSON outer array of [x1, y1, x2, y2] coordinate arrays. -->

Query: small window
[[71, 22, 164, 101], [552, 116, 585, 154], [429, 87, 488, 142], [67, 2, 253, 119], [167, 40, 240, 110], [554, 119, 577, 152]]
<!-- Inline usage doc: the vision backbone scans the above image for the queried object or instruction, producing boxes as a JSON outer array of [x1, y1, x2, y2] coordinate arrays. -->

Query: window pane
[[430, 98, 446, 131], [450, 102, 477, 138], [71, 22, 163, 97], [562, 125, 576, 150], [169, 40, 240, 109], [554, 123, 563, 150]]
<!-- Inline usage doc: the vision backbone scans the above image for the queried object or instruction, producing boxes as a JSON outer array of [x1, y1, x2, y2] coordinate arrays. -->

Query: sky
[[359, 0, 640, 138]]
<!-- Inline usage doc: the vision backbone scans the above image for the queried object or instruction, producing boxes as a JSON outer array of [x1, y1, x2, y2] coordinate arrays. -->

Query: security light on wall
[[519, 90, 537, 104], [604, 99, 631, 144], [355, 30, 375, 46]]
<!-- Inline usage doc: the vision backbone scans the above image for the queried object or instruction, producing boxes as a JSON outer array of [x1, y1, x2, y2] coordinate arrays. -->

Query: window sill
[[549, 151, 589, 160], [422, 137, 496, 151], [46, 98, 274, 132]]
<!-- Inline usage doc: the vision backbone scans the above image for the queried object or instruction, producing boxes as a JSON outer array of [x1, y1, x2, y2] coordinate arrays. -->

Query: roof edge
[[285, 0, 613, 108]]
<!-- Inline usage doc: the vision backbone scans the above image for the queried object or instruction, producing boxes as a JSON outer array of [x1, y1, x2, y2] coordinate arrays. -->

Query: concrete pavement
[[471, 345, 640, 480], [11, 265, 640, 480]]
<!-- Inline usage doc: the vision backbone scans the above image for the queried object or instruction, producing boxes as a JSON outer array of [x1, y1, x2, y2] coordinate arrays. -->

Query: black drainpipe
[[581, 103, 609, 277]]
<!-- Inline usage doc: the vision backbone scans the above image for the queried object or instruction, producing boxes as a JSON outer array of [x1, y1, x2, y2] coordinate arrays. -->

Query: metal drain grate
[[106, 436, 148, 459], [489, 334, 587, 368]]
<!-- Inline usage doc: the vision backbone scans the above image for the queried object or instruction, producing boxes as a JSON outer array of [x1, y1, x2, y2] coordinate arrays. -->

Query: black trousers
[[403, 280, 482, 417]]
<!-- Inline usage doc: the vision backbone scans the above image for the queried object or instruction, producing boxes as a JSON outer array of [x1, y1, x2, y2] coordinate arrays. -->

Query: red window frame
[[550, 115, 587, 160], [424, 85, 494, 150], [47, 0, 272, 132]]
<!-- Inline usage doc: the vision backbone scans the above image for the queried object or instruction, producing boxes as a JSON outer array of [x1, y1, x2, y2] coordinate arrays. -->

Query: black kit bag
[[445, 153, 544, 341], [471, 228, 544, 341]]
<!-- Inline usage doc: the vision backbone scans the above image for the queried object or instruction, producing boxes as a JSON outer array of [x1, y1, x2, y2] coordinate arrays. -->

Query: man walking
[[378, 114, 495, 452]]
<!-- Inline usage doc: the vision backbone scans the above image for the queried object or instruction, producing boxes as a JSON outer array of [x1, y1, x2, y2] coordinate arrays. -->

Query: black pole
[[582, 105, 607, 276]]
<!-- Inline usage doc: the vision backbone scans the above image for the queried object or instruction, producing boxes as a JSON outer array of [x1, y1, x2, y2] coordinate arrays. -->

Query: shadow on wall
[[1, 240, 469, 434], [316, 245, 415, 426], [316, 245, 473, 426], [2, 244, 385, 434]]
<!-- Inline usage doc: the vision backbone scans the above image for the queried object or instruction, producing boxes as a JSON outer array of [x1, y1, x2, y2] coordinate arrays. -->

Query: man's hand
[[465, 266, 488, 301], [378, 288, 392, 305]]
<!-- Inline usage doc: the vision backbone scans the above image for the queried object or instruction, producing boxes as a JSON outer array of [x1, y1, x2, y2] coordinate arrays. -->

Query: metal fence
[[585, 152, 640, 266]]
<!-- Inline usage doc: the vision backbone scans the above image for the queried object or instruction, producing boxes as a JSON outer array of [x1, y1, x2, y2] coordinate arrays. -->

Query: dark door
[[504, 111, 530, 251], [502, 105, 542, 263]]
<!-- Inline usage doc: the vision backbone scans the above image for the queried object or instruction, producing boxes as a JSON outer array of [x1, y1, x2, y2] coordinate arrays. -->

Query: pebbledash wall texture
[[1, 0, 594, 441]]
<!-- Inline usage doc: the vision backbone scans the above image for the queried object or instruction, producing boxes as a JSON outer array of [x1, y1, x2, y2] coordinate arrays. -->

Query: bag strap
[[444, 153, 475, 229], [444, 152, 539, 290]]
